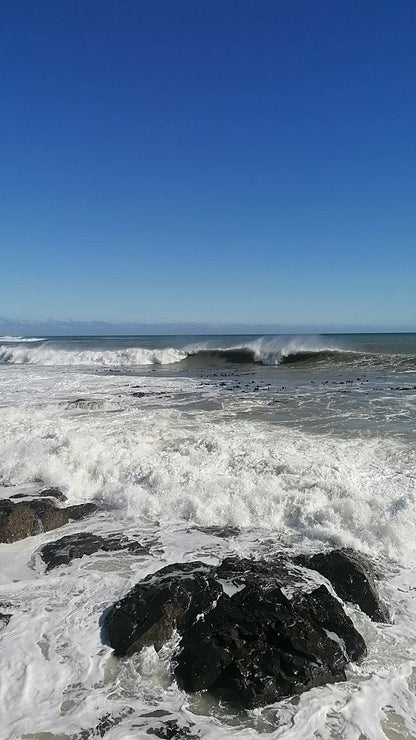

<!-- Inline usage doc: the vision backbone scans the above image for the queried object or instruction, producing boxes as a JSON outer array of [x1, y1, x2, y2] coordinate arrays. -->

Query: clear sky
[[1, 0, 415, 329]]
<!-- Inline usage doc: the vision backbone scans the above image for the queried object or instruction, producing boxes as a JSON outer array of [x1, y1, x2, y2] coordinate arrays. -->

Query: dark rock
[[195, 525, 240, 539], [104, 557, 367, 708], [74, 706, 133, 739], [295, 549, 389, 622], [293, 584, 366, 662], [0, 499, 97, 543], [40, 532, 149, 570], [105, 562, 222, 656], [10, 487, 66, 502], [216, 555, 297, 588], [38, 487, 68, 502], [0, 613, 12, 628], [66, 398, 104, 411], [146, 720, 200, 739]]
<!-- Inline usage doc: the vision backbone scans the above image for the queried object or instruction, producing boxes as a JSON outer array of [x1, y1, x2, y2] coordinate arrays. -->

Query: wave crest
[[0, 345, 188, 367], [184, 336, 349, 367], [0, 336, 351, 368], [0, 336, 46, 343]]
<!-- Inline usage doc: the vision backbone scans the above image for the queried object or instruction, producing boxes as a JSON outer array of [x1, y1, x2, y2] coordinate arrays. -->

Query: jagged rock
[[38, 487, 67, 502], [0, 600, 13, 628], [195, 525, 240, 539], [146, 720, 200, 739], [106, 562, 223, 656], [73, 706, 134, 739], [0, 613, 11, 628], [40, 532, 149, 570], [104, 557, 367, 708], [216, 555, 298, 588], [294, 549, 389, 622], [0, 499, 97, 543], [10, 487, 67, 502]]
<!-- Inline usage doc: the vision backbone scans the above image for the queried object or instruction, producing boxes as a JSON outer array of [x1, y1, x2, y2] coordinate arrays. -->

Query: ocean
[[0, 333, 415, 739]]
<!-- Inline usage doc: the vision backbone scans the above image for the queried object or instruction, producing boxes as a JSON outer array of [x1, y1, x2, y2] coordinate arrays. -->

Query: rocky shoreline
[[0, 486, 390, 727]]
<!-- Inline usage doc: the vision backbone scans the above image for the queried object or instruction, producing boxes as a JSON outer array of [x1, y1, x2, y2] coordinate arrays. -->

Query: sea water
[[0, 333, 415, 739]]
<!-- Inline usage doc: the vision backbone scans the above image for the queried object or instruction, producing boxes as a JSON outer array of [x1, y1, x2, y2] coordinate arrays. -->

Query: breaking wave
[[0, 345, 188, 367], [0, 336, 355, 368], [0, 335, 46, 343], [186, 347, 353, 366]]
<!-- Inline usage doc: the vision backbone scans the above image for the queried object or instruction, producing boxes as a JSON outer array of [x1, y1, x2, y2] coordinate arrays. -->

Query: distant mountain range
[[0, 317, 414, 336]]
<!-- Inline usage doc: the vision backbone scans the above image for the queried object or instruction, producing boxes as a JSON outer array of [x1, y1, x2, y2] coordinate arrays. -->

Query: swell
[[182, 347, 360, 366], [279, 349, 356, 365], [184, 348, 257, 364]]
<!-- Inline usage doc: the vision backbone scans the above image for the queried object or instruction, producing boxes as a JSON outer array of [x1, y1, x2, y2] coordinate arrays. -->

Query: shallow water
[[0, 334, 415, 739]]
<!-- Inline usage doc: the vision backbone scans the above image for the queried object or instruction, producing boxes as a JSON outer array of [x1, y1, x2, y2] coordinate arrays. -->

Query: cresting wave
[[0, 335, 46, 343], [0, 336, 355, 367], [0, 344, 188, 366]]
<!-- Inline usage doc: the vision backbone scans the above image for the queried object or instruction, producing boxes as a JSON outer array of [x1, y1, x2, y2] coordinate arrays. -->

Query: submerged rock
[[104, 556, 367, 708], [0, 613, 12, 628], [74, 706, 134, 739], [295, 549, 389, 623], [0, 499, 97, 543], [194, 525, 240, 539], [146, 720, 200, 739], [40, 531, 149, 570]]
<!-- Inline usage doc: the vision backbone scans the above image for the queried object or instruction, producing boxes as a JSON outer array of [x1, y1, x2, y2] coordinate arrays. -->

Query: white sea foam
[[0, 366, 414, 563]]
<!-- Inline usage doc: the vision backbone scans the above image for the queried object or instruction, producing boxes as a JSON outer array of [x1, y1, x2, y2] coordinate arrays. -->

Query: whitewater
[[0, 334, 416, 739]]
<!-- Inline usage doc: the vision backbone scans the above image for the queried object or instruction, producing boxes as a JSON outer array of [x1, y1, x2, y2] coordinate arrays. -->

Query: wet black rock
[[40, 532, 149, 570], [38, 487, 68, 502], [0, 498, 97, 543], [106, 562, 223, 656], [295, 549, 389, 623], [146, 720, 200, 739], [10, 487, 67, 502], [0, 613, 12, 628], [104, 556, 367, 708], [0, 599, 13, 628], [74, 706, 134, 739], [195, 525, 240, 539]]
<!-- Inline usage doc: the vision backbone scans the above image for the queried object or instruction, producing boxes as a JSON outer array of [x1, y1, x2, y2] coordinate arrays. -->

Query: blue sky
[[1, 0, 415, 330]]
